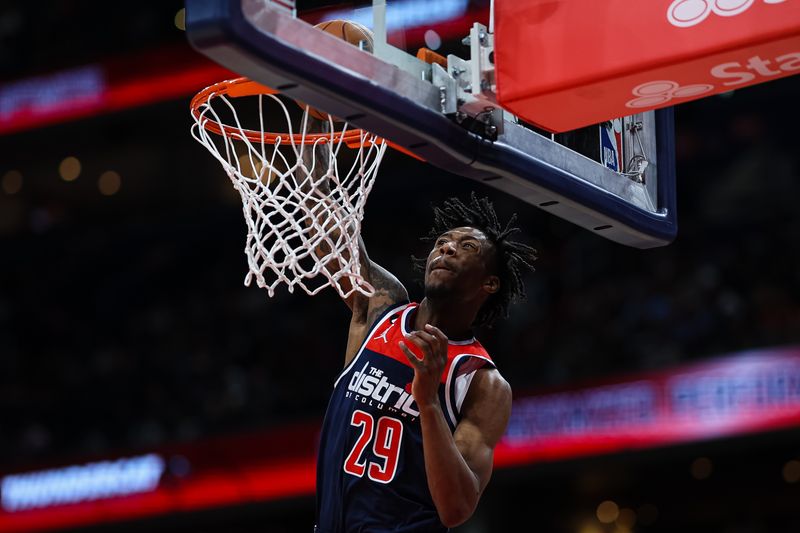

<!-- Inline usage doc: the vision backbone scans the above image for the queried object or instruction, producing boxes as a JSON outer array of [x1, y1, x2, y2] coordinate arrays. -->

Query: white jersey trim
[[399, 304, 417, 337], [444, 353, 494, 428], [454, 370, 477, 414], [333, 303, 411, 390]]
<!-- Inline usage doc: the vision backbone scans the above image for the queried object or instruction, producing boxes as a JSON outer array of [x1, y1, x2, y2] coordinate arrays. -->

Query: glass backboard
[[185, 0, 677, 248]]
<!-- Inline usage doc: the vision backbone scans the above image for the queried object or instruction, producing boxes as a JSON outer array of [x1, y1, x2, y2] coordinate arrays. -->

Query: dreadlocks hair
[[413, 193, 538, 328]]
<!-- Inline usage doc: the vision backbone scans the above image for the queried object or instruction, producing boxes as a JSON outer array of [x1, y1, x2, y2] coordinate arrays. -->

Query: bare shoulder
[[460, 368, 512, 444], [466, 368, 512, 409]]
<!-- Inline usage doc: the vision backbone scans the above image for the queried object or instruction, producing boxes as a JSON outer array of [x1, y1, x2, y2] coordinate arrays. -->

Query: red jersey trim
[[332, 303, 411, 390]]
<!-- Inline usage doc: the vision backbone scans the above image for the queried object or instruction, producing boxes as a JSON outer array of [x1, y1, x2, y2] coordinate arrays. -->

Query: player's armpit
[[453, 369, 513, 493]]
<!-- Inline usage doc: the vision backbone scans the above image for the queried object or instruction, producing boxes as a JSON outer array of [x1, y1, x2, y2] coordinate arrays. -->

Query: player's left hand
[[399, 323, 448, 408]]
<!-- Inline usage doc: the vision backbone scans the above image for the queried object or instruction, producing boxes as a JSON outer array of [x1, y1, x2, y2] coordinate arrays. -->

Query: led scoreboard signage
[[496, 347, 800, 464]]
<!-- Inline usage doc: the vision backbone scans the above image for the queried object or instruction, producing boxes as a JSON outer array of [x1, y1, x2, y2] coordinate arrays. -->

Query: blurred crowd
[[0, 1, 185, 81]]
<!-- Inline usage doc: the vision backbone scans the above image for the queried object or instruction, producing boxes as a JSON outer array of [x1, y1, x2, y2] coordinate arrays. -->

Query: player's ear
[[483, 275, 500, 295]]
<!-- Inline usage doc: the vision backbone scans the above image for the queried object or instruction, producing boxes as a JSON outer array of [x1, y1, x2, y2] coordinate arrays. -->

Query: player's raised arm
[[301, 117, 408, 361]]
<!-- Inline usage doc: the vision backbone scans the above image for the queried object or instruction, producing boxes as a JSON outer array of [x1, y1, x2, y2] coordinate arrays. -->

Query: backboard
[[185, 0, 677, 248]]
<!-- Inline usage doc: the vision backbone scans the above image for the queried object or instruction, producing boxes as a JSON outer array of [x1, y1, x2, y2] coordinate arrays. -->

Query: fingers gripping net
[[190, 79, 387, 298]]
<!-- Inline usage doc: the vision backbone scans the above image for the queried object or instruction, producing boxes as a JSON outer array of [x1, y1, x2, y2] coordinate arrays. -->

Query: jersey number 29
[[343, 410, 403, 484]]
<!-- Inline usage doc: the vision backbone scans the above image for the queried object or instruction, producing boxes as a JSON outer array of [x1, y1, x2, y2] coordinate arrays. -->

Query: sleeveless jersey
[[315, 302, 495, 533]]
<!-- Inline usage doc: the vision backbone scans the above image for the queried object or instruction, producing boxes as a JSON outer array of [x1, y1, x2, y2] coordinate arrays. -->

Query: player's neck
[[414, 298, 474, 341]]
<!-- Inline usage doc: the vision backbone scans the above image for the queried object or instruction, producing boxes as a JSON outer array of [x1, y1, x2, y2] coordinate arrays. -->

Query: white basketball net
[[190, 80, 387, 298]]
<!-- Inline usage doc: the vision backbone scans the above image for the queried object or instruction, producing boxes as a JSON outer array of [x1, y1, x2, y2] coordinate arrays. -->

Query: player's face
[[424, 227, 498, 300]]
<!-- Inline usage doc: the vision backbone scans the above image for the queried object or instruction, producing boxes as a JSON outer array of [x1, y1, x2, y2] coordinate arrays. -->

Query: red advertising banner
[[495, 0, 800, 132], [0, 46, 233, 136], [2, 347, 799, 532], [496, 347, 800, 465]]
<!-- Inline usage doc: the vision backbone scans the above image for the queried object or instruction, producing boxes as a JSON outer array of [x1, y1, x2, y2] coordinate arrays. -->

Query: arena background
[[1, 1, 800, 532]]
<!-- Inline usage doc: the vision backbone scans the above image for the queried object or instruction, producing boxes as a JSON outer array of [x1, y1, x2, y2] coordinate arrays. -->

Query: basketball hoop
[[190, 77, 388, 298]]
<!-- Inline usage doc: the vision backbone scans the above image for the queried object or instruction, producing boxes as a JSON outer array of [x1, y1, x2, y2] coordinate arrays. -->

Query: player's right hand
[[398, 323, 448, 408]]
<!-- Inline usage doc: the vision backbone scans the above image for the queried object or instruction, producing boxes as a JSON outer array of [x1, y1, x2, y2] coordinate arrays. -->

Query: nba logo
[[600, 119, 623, 172]]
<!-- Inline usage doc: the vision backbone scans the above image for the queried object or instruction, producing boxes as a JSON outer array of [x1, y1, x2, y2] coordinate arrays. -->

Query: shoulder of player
[[460, 368, 512, 425], [470, 367, 511, 404]]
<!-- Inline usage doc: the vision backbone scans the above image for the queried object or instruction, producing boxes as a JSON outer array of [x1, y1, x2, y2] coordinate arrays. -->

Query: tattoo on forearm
[[364, 265, 408, 323]]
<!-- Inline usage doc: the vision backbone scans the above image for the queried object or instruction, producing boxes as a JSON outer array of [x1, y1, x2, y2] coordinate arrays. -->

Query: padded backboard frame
[[185, 0, 677, 248]]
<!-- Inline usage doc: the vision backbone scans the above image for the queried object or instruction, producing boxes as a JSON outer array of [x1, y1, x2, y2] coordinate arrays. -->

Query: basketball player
[[313, 190, 537, 532]]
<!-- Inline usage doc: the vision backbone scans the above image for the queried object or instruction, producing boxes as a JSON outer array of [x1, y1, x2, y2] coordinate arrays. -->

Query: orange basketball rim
[[190, 77, 422, 160]]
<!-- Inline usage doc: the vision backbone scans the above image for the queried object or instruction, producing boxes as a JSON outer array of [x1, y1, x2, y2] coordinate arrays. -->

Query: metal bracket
[[622, 117, 650, 184], [444, 23, 502, 137], [372, 0, 430, 80], [431, 63, 457, 115]]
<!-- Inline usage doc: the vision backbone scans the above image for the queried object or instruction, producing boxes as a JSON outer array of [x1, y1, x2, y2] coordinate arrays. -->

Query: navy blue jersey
[[315, 302, 495, 533]]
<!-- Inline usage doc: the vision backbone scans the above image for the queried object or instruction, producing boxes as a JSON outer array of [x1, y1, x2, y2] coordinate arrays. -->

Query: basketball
[[294, 20, 374, 122]]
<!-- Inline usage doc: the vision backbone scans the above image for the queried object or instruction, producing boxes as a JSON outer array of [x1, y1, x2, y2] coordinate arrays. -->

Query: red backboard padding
[[494, 0, 800, 132]]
